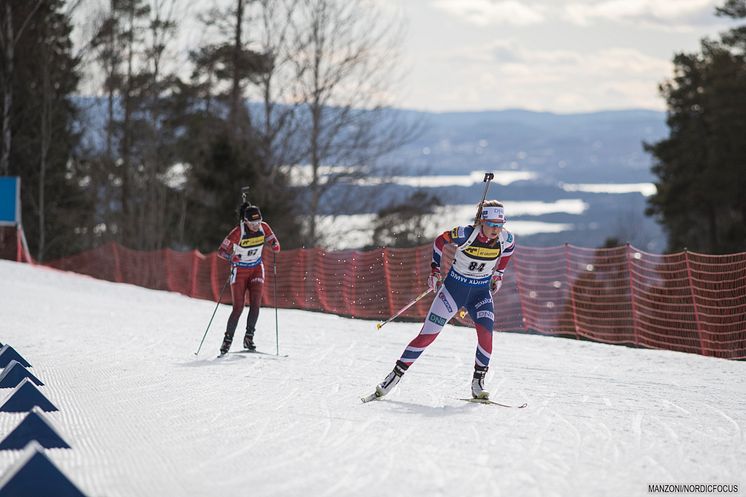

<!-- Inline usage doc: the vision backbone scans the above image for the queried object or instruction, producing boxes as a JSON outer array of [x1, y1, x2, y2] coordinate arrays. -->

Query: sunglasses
[[483, 220, 504, 228]]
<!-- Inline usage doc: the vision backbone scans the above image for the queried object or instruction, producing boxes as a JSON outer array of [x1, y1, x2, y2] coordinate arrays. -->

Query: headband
[[481, 206, 505, 222]]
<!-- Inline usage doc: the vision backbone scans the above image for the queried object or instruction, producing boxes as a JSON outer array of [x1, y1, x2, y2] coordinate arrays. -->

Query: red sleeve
[[431, 230, 453, 269], [217, 227, 240, 261], [496, 252, 512, 272], [262, 222, 280, 252], [496, 231, 515, 272]]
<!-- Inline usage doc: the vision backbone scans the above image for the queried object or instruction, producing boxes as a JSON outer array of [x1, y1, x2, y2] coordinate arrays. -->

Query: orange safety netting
[[30, 242, 746, 360]]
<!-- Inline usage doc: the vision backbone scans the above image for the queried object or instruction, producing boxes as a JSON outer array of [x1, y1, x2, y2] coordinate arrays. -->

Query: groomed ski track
[[0, 260, 744, 497]]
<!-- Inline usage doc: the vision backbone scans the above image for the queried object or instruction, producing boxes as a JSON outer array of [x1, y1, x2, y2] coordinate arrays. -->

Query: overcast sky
[[387, 0, 735, 113], [73, 0, 737, 114]]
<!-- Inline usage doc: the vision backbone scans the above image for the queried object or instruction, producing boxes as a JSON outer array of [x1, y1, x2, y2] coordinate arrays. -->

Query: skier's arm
[[432, 227, 468, 269], [495, 231, 515, 273], [217, 228, 240, 261], [429, 228, 463, 290], [262, 222, 280, 252], [491, 231, 516, 294], [429, 231, 449, 290], [431, 230, 452, 271]]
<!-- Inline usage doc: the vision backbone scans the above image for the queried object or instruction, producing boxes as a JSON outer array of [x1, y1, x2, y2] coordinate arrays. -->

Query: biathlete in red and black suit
[[217, 205, 280, 355]]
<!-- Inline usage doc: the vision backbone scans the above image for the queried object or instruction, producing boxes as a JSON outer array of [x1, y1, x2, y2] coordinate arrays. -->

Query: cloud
[[469, 42, 668, 76], [433, 0, 546, 26], [423, 42, 672, 111], [563, 0, 721, 30]]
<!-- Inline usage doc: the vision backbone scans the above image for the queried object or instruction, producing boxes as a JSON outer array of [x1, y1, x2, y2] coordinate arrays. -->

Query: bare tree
[[76, 0, 185, 251], [194, 0, 275, 136], [136, 0, 180, 250], [37, 28, 52, 259], [251, 0, 305, 179], [290, 0, 415, 246], [2, 0, 91, 261]]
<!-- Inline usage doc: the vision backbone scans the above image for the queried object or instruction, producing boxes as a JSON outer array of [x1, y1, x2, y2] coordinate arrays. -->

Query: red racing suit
[[217, 221, 280, 337]]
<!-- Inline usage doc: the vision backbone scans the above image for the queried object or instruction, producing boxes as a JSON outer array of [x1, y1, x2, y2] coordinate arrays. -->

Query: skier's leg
[[398, 285, 459, 367], [375, 285, 460, 397], [221, 270, 248, 354], [244, 266, 264, 350], [465, 289, 495, 398]]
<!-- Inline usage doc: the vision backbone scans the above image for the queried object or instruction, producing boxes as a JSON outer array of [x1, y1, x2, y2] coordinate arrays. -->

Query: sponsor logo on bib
[[463, 246, 500, 259], [240, 235, 264, 248]]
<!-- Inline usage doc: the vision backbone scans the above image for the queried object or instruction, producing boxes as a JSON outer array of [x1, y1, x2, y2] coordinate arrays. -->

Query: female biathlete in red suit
[[217, 205, 280, 355]]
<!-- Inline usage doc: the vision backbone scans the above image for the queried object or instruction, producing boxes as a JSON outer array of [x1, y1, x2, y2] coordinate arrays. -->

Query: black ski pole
[[473, 172, 495, 224], [273, 251, 279, 356], [194, 269, 232, 356]]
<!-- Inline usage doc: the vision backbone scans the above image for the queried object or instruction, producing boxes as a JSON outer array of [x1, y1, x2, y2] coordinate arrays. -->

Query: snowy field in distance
[[0, 260, 744, 497], [316, 200, 583, 250]]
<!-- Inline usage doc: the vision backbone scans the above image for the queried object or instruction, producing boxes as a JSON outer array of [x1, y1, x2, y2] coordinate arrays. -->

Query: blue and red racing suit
[[217, 221, 280, 336], [397, 225, 515, 369]]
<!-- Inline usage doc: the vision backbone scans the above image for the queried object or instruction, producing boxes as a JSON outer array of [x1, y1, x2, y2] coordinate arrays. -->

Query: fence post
[[112, 243, 123, 283], [512, 252, 529, 333], [342, 252, 354, 316], [382, 248, 395, 318], [624, 244, 640, 346], [298, 249, 306, 309], [210, 253, 219, 301], [15, 227, 21, 262], [684, 249, 706, 356], [564, 243, 579, 338], [190, 250, 200, 298]]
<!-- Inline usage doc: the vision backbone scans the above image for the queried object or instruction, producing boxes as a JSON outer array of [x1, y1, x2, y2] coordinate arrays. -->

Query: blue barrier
[[0, 379, 57, 413], [0, 442, 86, 497], [0, 361, 43, 388]]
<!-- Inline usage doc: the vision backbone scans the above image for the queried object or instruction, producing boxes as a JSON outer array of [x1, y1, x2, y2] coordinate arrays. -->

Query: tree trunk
[[262, 76, 275, 179], [121, 2, 135, 245], [230, 0, 245, 132], [37, 39, 53, 261], [706, 203, 718, 253], [308, 99, 322, 243], [1, 3, 13, 176]]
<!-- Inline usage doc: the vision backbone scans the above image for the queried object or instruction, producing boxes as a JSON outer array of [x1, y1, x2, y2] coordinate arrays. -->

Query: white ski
[[360, 392, 381, 403], [459, 398, 527, 408]]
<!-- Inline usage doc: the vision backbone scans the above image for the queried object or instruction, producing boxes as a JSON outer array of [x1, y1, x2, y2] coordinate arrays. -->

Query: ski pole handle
[[473, 172, 495, 224], [241, 185, 251, 204], [376, 287, 433, 330]]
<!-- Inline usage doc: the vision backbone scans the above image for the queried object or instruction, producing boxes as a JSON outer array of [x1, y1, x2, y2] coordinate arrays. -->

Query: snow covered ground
[[0, 259, 744, 497]]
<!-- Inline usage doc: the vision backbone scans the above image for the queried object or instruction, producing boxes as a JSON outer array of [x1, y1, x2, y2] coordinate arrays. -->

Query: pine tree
[[369, 191, 442, 249], [172, 0, 303, 252], [646, 0, 746, 253], [0, 0, 92, 261]]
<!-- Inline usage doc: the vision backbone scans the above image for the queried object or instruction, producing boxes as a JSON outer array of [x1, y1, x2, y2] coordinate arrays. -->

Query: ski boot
[[471, 365, 489, 399], [243, 329, 256, 351], [219, 332, 233, 356], [375, 361, 409, 398]]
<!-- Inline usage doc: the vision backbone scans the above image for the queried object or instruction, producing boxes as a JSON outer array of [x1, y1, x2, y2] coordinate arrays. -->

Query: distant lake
[[287, 168, 659, 250], [316, 200, 582, 250], [289, 167, 656, 197], [560, 182, 656, 196], [288, 167, 537, 187]]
